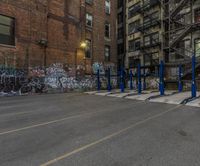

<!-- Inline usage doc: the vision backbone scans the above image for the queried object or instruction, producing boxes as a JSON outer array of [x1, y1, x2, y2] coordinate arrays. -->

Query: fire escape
[[163, 0, 200, 80], [136, 0, 162, 66]]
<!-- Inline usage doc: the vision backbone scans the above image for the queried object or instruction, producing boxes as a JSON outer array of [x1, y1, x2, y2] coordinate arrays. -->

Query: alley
[[0, 93, 200, 166]]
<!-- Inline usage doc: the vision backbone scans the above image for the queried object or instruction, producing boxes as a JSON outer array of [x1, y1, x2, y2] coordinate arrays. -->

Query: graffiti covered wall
[[0, 62, 118, 97]]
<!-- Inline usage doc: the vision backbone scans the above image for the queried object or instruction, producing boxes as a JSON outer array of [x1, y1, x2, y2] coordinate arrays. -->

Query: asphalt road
[[0, 93, 200, 166]]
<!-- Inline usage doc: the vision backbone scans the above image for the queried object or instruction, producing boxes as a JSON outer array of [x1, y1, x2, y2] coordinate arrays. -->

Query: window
[[0, 14, 15, 46], [143, 0, 150, 7], [105, 22, 110, 38], [129, 40, 135, 52], [143, 11, 159, 28], [105, 0, 111, 14], [128, 20, 140, 34], [118, 28, 123, 39], [129, 57, 140, 68], [118, 13, 123, 24], [128, 2, 140, 19], [195, 39, 200, 57], [144, 32, 159, 46], [195, 8, 200, 23], [86, 13, 93, 27], [118, 43, 124, 55], [86, 0, 93, 4], [105, 45, 111, 61], [152, 32, 159, 44], [144, 36, 150, 46], [85, 39, 92, 58], [118, 0, 123, 9], [144, 52, 159, 66], [128, 38, 140, 52], [143, 17, 151, 27]]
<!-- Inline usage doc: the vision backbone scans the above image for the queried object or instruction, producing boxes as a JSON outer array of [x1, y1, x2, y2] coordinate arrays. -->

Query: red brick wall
[[0, 0, 117, 73], [0, 0, 48, 68]]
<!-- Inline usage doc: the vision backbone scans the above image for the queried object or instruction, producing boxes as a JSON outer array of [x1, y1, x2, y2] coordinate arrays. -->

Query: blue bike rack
[[143, 67, 146, 90], [107, 68, 112, 92], [130, 70, 133, 90], [120, 67, 125, 93], [178, 65, 183, 92], [191, 55, 197, 98], [137, 64, 142, 94], [97, 69, 101, 91], [159, 60, 165, 96]]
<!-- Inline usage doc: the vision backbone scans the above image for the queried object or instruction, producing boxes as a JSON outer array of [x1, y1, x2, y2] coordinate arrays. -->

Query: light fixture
[[80, 41, 87, 49]]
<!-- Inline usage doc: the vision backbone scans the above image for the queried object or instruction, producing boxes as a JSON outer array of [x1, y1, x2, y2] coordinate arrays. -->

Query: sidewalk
[[150, 91, 195, 104]]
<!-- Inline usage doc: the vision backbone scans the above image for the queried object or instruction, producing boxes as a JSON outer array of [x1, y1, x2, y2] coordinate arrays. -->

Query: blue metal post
[[130, 70, 133, 90], [120, 67, 125, 92], [137, 64, 142, 94], [143, 67, 146, 90], [97, 69, 101, 91], [107, 68, 111, 92], [191, 55, 197, 98], [178, 65, 183, 92], [159, 60, 165, 95]]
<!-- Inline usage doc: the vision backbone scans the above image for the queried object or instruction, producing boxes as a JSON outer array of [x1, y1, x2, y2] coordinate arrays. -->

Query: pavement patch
[[107, 90, 137, 98], [150, 91, 196, 105], [40, 105, 181, 166], [186, 97, 200, 107]]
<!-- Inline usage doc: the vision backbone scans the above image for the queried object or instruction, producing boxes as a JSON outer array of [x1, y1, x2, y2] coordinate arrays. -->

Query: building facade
[[125, 0, 163, 69], [0, 0, 117, 75], [117, 0, 126, 69], [125, 0, 200, 79]]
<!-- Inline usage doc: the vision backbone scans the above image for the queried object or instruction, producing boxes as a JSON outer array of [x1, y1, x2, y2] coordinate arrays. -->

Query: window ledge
[[86, 26, 93, 31], [0, 44, 16, 49], [104, 37, 111, 41]]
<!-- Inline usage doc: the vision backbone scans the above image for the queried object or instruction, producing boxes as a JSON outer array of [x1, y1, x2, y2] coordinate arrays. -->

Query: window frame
[[86, 13, 93, 28], [0, 14, 16, 46], [105, 0, 111, 14], [105, 22, 111, 38], [105, 45, 111, 61]]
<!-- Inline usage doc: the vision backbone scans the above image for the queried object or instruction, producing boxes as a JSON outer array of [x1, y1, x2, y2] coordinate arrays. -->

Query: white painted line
[[0, 101, 144, 136], [40, 105, 181, 166]]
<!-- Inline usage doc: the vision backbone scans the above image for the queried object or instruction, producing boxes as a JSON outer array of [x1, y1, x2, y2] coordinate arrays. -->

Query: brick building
[[0, 0, 117, 74]]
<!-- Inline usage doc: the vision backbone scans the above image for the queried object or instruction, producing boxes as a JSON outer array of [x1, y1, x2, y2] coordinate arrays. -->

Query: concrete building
[[124, 0, 200, 80], [0, 0, 117, 75], [117, 0, 126, 69], [125, 0, 163, 69]]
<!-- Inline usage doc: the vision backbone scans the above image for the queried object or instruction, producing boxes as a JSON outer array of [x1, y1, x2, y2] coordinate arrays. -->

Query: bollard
[[191, 55, 197, 98], [120, 67, 125, 92], [178, 65, 183, 92], [143, 67, 146, 90], [97, 69, 101, 91], [107, 68, 112, 92], [159, 60, 165, 96], [137, 64, 142, 94], [130, 70, 133, 90]]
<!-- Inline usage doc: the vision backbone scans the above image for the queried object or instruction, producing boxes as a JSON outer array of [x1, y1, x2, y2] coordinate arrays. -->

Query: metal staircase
[[169, 23, 200, 47], [182, 58, 200, 80], [170, 0, 188, 19], [170, 26, 192, 47]]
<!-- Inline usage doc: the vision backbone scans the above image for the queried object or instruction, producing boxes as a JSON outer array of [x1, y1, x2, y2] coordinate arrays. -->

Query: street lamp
[[80, 41, 88, 74], [80, 41, 87, 49], [75, 41, 87, 77]]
